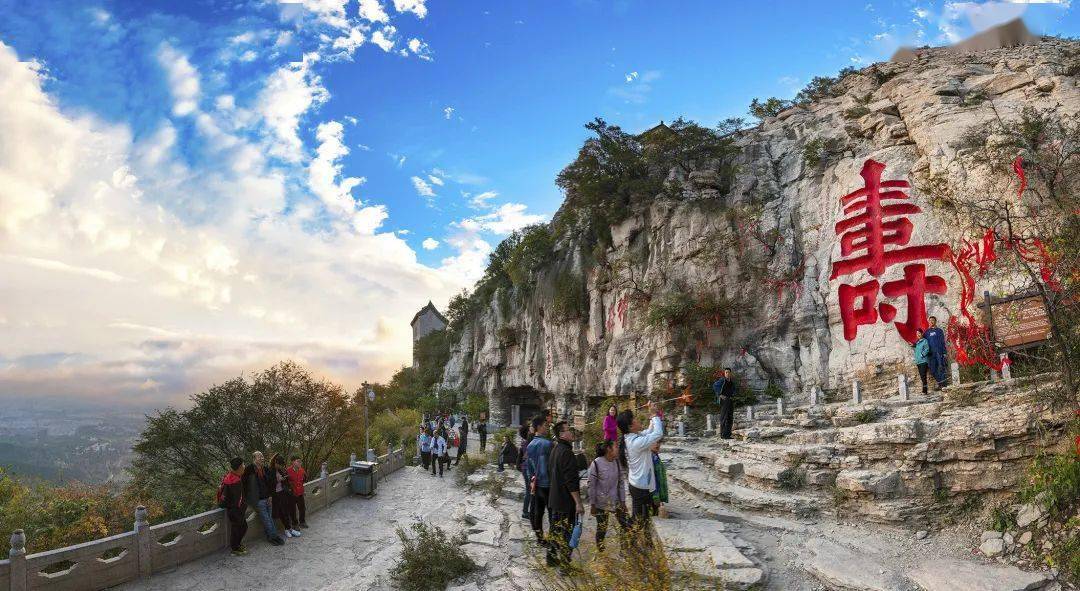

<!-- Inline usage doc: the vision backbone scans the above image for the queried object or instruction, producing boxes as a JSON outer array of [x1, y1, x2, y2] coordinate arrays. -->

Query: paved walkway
[[118, 447, 474, 591]]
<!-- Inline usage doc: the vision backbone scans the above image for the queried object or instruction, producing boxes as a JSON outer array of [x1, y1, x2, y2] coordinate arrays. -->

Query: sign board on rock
[[991, 295, 1052, 348]]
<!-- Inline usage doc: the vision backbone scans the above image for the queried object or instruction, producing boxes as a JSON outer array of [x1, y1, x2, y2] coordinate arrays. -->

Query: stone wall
[[0, 449, 406, 591], [440, 38, 1080, 425]]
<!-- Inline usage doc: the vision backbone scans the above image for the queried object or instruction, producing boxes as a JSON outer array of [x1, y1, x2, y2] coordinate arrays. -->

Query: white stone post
[[950, 362, 961, 386], [320, 462, 328, 479], [349, 453, 357, 465], [367, 449, 377, 462], [810, 386, 822, 405], [706, 414, 714, 432], [776, 398, 785, 416], [9, 529, 27, 591], [746, 406, 755, 421], [1000, 353, 1012, 381], [852, 380, 863, 404], [898, 373, 909, 400], [135, 505, 152, 579], [677, 421, 686, 437]]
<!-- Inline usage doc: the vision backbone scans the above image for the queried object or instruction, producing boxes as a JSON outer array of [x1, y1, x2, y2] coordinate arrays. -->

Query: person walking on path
[[924, 316, 950, 389], [287, 456, 308, 529], [617, 402, 664, 535], [218, 457, 248, 556], [518, 423, 534, 519], [270, 453, 301, 539], [243, 451, 284, 546], [454, 416, 469, 466], [546, 421, 583, 568], [418, 426, 432, 470], [712, 368, 737, 439], [525, 416, 554, 544], [587, 440, 627, 551], [602, 405, 618, 442], [431, 429, 448, 477], [477, 412, 488, 452], [914, 328, 932, 395]]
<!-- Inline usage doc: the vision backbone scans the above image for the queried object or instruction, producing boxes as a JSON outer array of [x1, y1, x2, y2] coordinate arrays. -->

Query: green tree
[[130, 361, 360, 514]]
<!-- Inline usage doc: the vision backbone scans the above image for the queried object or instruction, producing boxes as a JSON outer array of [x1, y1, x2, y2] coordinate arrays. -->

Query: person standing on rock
[[924, 316, 949, 389], [617, 402, 664, 534], [587, 440, 627, 551], [518, 423, 534, 519], [218, 457, 248, 556], [525, 415, 554, 544], [454, 416, 469, 466], [546, 421, 583, 568], [602, 404, 618, 442], [712, 368, 737, 439], [243, 451, 284, 546], [913, 328, 932, 395]]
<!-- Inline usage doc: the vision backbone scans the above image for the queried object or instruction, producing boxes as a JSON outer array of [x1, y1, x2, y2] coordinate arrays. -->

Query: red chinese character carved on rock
[[832, 159, 949, 343]]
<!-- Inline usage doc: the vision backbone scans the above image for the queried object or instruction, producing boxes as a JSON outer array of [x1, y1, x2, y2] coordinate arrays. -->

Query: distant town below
[[0, 402, 146, 485]]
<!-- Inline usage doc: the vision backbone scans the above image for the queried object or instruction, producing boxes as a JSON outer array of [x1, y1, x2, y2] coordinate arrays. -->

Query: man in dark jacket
[[712, 368, 737, 439], [546, 421, 583, 568], [454, 417, 469, 466], [220, 457, 248, 555], [242, 451, 283, 546], [477, 412, 488, 452], [924, 316, 949, 388]]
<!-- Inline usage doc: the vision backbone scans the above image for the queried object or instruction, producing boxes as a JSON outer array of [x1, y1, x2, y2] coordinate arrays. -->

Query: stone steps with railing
[[0, 448, 407, 591], [671, 372, 1070, 526]]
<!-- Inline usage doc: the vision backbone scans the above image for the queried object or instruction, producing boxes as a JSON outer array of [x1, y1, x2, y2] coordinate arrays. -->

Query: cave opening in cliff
[[499, 385, 548, 428]]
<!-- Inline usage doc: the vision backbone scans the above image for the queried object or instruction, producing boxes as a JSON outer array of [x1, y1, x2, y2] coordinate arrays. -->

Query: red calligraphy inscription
[[832, 160, 949, 343], [604, 295, 630, 333]]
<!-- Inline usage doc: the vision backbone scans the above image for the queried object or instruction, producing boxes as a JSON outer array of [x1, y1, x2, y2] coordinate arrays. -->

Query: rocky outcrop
[[441, 38, 1080, 423]]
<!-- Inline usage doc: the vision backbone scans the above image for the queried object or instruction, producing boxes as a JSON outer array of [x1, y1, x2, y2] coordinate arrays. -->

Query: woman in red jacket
[[287, 456, 308, 529]]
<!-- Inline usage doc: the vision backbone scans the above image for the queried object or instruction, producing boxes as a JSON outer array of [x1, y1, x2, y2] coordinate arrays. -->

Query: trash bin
[[350, 461, 376, 497]]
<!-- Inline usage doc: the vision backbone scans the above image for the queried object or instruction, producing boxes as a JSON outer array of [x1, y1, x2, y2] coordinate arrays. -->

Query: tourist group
[[217, 451, 309, 556]]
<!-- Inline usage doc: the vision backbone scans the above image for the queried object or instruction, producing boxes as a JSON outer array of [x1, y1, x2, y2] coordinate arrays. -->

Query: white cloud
[[624, 71, 638, 83], [464, 203, 545, 235], [392, 0, 428, 18], [609, 70, 660, 105], [0, 39, 474, 407], [421, 238, 439, 250], [358, 0, 390, 22], [157, 43, 201, 116], [410, 176, 436, 198], [427, 174, 444, 186], [469, 190, 497, 209], [256, 52, 330, 162], [407, 38, 432, 61], [331, 26, 367, 58], [371, 26, 397, 52], [443, 106, 455, 119]]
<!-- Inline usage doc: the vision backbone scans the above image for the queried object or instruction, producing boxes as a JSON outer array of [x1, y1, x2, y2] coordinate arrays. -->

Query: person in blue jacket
[[923, 316, 949, 389], [524, 416, 554, 544], [913, 328, 931, 395]]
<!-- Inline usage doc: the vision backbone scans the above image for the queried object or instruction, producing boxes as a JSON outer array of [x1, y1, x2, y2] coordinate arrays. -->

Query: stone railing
[[0, 448, 406, 591]]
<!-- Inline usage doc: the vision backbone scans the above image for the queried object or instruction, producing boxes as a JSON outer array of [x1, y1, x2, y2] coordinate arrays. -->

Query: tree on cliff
[[130, 361, 360, 514], [925, 107, 1079, 402]]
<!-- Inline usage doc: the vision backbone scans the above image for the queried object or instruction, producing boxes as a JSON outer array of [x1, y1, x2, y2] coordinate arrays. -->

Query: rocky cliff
[[441, 38, 1080, 423]]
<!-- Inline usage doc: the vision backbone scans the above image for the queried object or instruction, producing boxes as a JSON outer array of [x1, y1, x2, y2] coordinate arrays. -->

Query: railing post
[[776, 397, 785, 416], [135, 505, 152, 579], [349, 453, 356, 465], [809, 385, 822, 405], [745, 406, 755, 421], [950, 362, 960, 386], [898, 373, 909, 401], [852, 380, 862, 404], [9, 529, 26, 591], [320, 462, 328, 479]]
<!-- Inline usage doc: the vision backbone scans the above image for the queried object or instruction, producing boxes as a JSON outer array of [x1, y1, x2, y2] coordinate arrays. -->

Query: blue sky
[[0, 0, 1074, 407]]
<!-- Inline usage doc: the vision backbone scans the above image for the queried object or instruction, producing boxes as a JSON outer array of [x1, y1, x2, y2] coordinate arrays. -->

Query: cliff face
[[441, 39, 1080, 423]]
